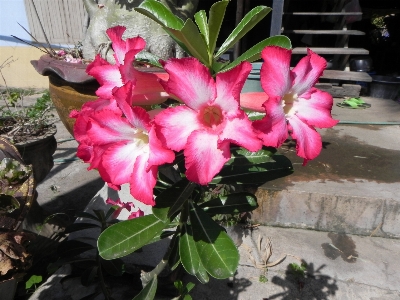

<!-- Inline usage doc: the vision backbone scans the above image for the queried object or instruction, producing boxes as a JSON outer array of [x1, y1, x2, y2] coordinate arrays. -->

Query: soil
[[0, 118, 54, 144]]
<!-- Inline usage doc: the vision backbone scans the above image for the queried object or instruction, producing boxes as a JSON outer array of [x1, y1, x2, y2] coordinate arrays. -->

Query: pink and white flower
[[241, 46, 338, 165], [73, 83, 175, 205], [86, 26, 169, 105], [154, 58, 262, 185]]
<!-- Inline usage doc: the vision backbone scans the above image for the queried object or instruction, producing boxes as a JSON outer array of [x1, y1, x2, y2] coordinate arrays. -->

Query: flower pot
[[13, 125, 57, 184], [369, 75, 400, 100], [0, 278, 18, 300], [49, 75, 99, 136], [0, 137, 36, 231], [32, 54, 169, 137]]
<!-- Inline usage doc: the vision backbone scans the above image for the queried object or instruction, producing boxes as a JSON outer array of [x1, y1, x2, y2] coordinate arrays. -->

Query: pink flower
[[79, 83, 175, 205], [106, 198, 135, 219], [70, 98, 119, 167], [86, 26, 169, 105], [241, 46, 338, 165], [154, 58, 262, 185], [128, 209, 145, 220]]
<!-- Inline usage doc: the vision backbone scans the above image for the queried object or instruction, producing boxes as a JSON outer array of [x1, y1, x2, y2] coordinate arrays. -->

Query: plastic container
[[369, 75, 400, 100], [241, 62, 263, 93]]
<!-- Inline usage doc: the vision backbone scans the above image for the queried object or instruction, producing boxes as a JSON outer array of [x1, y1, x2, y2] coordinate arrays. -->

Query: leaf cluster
[[135, 0, 291, 74]]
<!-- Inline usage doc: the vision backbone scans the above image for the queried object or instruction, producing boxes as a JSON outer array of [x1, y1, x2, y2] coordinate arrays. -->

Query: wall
[[0, 0, 86, 89]]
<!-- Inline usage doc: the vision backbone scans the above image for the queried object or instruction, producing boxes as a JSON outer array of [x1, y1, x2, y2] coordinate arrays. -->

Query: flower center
[[133, 130, 149, 148], [201, 105, 223, 127], [282, 92, 297, 115]]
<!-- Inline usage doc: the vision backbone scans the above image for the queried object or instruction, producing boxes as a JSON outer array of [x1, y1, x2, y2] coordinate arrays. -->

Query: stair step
[[283, 29, 365, 35], [285, 12, 363, 16], [292, 47, 369, 55], [321, 70, 372, 82]]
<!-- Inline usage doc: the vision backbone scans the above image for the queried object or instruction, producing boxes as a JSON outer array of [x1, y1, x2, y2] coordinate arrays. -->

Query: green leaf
[[222, 35, 292, 71], [165, 19, 210, 65], [227, 146, 276, 166], [147, 230, 175, 245], [199, 192, 258, 216], [179, 224, 209, 284], [81, 266, 98, 286], [152, 178, 196, 221], [133, 274, 158, 300], [135, 51, 163, 68], [63, 222, 101, 234], [215, 6, 271, 58], [25, 275, 43, 289], [190, 204, 239, 279], [0, 194, 20, 214], [57, 240, 95, 258], [194, 10, 209, 45], [135, 0, 184, 30], [75, 211, 100, 222], [100, 258, 125, 276], [98, 215, 168, 260], [208, 0, 229, 55], [211, 154, 293, 184]]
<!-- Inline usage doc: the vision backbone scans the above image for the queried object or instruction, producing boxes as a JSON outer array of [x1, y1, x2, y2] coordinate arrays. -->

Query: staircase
[[270, 0, 372, 97]]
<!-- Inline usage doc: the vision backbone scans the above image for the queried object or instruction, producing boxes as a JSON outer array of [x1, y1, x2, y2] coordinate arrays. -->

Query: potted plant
[[29, 0, 200, 136], [0, 59, 57, 183], [0, 137, 36, 300], [67, 1, 338, 298]]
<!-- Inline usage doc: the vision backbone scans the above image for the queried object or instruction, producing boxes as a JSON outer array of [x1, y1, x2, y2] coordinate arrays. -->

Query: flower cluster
[[72, 26, 337, 207]]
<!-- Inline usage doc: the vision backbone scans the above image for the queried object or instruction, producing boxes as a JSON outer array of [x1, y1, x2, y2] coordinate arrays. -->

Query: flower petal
[[88, 63, 123, 99], [260, 46, 292, 97], [288, 114, 322, 164], [295, 88, 338, 128], [220, 111, 262, 152], [147, 126, 175, 168], [291, 49, 327, 96], [253, 96, 288, 147], [101, 141, 141, 186], [184, 130, 231, 185], [106, 26, 127, 64], [214, 62, 252, 116], [130, 155, 157, 206], [160, 57, 215, 109], [154, 105, 202, 151]]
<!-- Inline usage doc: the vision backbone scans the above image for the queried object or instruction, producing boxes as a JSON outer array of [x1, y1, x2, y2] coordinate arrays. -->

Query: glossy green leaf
[[100, 258, 125, 276], [146, 230, 175, 245], [194, 10, 209, 45], [152, 178, 195, 221], [179, 224, 209, 284], [63, 222, 101, 234], [165, 19, 210, 65], [226, 146, 276, 166], [222, 35, 292, 71], [215, 6, 271, 58], [208, 0, 229, 55], [168, 235, 181, 271], [211, 154, 293, 184], [199, 192, 258, 215], [81, 266, 98, 286], [135, 0, 184, 30], [190, 204, 239, 279], [98, 215, 168, 260], [57, 240, 95, 258], [135, 51, 163, 68], [133, 274, 157, 300]]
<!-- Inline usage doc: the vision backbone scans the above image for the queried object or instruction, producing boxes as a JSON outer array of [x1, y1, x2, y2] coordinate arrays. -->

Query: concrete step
[[251, 97, 400, 239]]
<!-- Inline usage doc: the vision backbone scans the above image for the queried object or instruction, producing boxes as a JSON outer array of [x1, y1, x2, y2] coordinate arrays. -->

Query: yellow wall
[[0, 47, 48, 89]]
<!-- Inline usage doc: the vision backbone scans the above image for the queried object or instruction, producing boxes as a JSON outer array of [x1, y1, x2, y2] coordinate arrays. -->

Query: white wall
[[0, 0, 30, 46]]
